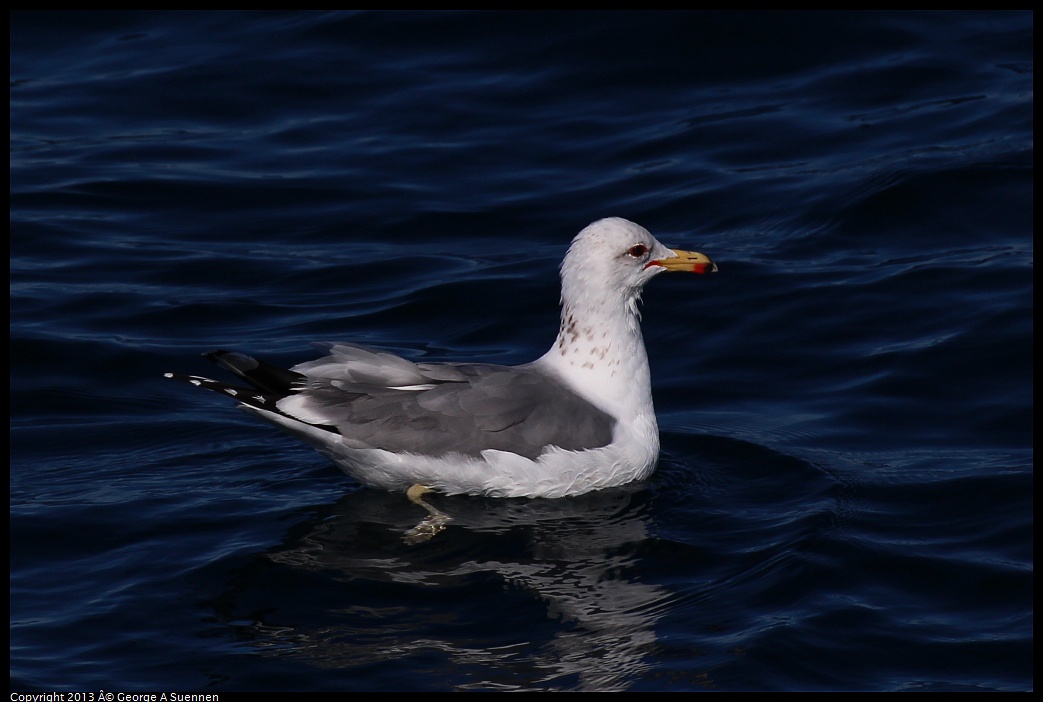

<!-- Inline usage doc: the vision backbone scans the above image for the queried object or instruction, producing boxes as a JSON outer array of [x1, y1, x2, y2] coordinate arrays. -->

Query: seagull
[[166, 217, 716, 510]]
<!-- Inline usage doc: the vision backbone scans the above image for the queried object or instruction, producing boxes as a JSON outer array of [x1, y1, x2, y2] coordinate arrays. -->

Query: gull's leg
[[403, 484, 451, 544]]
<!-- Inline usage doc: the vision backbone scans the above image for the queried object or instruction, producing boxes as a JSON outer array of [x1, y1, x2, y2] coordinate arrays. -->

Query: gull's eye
[[627, 244, 648, 258]]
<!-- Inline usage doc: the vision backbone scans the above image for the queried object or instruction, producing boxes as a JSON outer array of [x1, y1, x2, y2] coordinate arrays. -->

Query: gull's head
[[560, 217, 716, 308]]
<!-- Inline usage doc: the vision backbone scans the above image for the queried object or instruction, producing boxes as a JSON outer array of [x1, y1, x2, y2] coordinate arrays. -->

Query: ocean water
[[10, 11, 1032, 692]]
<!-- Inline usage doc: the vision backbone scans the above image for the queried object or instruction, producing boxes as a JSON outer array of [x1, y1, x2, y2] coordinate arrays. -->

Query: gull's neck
[[535, 289, 654, 420]]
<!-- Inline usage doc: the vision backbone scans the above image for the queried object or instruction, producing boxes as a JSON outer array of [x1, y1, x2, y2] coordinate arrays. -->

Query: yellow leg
[[404, 485, 451, 544]]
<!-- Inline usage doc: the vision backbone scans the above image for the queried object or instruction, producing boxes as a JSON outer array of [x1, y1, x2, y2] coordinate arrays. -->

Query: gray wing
[[279, 343, 615, 460]]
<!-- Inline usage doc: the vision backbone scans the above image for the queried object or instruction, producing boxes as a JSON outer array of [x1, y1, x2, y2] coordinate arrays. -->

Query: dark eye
[[627, 244, 648, 258]]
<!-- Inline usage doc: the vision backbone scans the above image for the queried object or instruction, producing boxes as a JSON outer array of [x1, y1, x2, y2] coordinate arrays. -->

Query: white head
[[543, 217, 716, 418], [559, 217, 716, 315]]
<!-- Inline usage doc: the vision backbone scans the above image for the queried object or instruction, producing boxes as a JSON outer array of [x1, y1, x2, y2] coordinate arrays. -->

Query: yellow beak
[[648, 249, 718, 274]]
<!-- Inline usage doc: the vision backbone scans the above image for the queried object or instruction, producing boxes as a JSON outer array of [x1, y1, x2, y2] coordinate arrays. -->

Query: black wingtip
[[203, 349, 303, 396]]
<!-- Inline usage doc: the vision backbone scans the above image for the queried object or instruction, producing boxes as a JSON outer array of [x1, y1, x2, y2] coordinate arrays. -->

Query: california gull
[[166, 217, 716, 503]]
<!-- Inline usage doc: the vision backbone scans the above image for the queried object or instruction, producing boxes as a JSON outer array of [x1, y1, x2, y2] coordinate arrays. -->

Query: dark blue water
[[10, 11, 1032, 692]]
